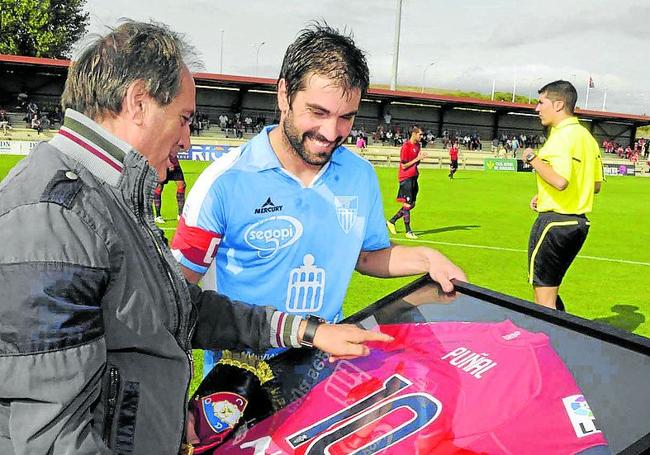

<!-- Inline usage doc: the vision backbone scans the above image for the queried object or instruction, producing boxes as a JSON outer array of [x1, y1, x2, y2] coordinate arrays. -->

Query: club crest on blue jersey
[[334, 196, 358, 234], [201, 392, 248, 434]]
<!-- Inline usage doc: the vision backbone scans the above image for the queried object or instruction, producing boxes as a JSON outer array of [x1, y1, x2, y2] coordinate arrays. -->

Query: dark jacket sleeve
[[0, 202, 112, 454], [188, 284, 303, 353]]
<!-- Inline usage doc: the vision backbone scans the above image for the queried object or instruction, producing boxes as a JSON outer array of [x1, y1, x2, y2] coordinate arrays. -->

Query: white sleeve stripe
[[338, 145, 375, 169], [270, 311, 282, 348], [183, 146, 244, 226], [289, 315, 302, 348]]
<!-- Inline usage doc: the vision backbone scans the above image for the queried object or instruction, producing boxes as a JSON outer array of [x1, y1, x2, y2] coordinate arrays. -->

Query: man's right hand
[[306, 323, 394, 363], [530, 194, 538, 211]]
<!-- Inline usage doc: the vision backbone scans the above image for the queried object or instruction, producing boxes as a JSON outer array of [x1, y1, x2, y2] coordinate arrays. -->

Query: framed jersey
[[213, 277, 650, 454]]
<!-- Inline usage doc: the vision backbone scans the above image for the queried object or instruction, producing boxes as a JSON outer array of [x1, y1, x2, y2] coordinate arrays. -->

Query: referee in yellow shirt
[[523, 80, 603, 311]]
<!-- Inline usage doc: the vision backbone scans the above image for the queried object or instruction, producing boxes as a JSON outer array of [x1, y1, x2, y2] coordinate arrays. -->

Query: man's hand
[[530, 194, 538, 211], [426, 249, 467, 293], [300, 322, 394, 362], [356, 246, 466, 294]]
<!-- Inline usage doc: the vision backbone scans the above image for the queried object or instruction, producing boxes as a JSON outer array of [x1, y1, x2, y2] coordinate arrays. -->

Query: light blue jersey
[[172, 126, 390, 373]]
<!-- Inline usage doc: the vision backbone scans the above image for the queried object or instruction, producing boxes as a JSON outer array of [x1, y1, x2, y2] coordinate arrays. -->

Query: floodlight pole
[[420, 62, 435, 93], [528, 77, 543, 104], [491, 79, 496, 101], [219, 30, 224, 74], [253, 41, 265, 77], [389, 0, 403, 91]]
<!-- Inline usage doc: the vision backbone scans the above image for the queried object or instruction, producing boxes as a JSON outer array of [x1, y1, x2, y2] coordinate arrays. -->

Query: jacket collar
[[49, 109, 133, 187]]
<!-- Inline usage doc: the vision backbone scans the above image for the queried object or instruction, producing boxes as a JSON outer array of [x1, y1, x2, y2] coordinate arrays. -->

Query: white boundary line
[[393, 237, 650, 267], [159, 227, 650, 267]]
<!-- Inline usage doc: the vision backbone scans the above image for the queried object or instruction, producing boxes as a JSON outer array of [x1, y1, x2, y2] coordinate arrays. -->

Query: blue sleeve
[[195, 181, 227, 235], [172, 164, 229, 274]]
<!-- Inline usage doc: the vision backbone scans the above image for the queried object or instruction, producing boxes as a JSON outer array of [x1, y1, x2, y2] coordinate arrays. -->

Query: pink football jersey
[[216, 320, 609, 454]]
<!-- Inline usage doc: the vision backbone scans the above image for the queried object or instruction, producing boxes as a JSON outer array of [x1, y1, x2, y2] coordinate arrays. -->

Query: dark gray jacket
[[0, 111, 301, 454]]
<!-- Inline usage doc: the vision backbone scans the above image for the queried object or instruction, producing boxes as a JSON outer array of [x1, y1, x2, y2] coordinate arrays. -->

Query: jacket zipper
[[136, 167, 183, 340], [136, 166, 194, 451], [104, 366, 121, 445]]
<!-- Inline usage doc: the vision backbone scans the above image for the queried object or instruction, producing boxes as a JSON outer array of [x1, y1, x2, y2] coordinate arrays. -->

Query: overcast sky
[[83, 0, 650, 115]]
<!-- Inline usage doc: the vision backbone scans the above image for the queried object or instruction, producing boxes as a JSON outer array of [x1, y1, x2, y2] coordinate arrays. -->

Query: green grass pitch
[[2, 154, 648, 393], [150, 159, 650, 338]]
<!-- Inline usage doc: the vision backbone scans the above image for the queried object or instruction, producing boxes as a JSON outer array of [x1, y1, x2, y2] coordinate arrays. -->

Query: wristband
[[300, 315, 325, 348]]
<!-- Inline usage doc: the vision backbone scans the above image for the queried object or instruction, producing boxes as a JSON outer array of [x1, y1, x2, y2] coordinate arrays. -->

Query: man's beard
[[282, 111, 344, 166]]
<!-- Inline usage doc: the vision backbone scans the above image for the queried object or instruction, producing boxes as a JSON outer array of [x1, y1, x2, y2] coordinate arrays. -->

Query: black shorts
[[162, 165, 185, 184], [396, 177, 419, 205], [527, 212, 590, 287], [450, 160, 458, 170]]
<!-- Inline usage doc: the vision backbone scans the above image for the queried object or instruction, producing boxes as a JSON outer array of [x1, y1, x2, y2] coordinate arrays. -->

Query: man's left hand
[[427, 250, 467, 293]]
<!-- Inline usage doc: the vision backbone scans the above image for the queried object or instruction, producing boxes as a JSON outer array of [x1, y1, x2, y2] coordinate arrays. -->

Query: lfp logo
[[244, 216, 303, 258], [562, 394, 601, 438]]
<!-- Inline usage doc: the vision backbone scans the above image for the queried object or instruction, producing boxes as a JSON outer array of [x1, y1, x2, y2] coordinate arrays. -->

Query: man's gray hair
[[61, 20, 198, 120]]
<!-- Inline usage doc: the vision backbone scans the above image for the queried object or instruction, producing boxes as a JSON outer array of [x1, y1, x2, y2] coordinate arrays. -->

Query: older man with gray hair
[[0, 21, 390, 454]]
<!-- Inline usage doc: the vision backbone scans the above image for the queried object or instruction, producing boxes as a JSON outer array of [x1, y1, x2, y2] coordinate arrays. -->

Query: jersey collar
[[553, 116, 580, 130]]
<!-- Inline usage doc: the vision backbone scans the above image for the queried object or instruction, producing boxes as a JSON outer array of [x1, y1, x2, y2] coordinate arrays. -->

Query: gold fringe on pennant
[[217, 351, 274, 384]]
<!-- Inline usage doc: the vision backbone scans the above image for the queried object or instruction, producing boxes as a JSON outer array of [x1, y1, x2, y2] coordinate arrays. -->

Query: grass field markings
[[392, 237, 650, 267], [160, 229, 648, 266], [160, 227, 650, 267], [576, 255, 650, 267]]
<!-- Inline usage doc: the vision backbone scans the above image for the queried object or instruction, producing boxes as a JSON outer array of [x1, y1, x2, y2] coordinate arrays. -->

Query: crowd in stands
[[19, 93, 63, 133], [189, 112, 210, 136], [350, 127, 369, 148], [603, 138, 649, 163], [449, 131, 482, 150], [371, 124, 438, 147], [366, 122, 549, 157], [0, 92, 63, 136], [0, 110, 12, 135], [2, 92, 647, 169], [216, 111, 271, 138], [1, 95, 278, 140], [489, 132, 547, 157]]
